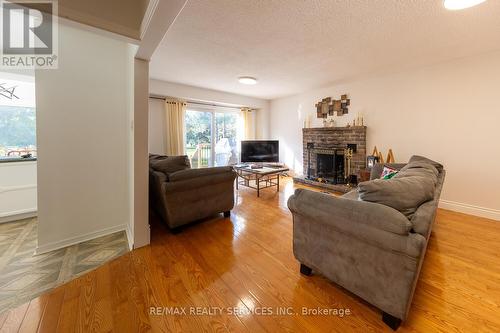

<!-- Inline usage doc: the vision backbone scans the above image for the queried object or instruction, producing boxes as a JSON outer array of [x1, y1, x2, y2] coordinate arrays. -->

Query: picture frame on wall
[[367, 155, 380, 169], [321, 102, 329, 116]]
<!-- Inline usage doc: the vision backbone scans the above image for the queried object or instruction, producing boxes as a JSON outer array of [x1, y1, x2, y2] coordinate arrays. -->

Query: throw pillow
[[358, 176, 436, 219], [380, 166, 399, 180], [151, 155, 191, 174], [149, 154, 169, 167]]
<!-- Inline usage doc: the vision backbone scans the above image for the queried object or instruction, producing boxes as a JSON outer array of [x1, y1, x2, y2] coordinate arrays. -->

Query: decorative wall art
[[386, 149, 395, 163], [315, 94, 350, 118]]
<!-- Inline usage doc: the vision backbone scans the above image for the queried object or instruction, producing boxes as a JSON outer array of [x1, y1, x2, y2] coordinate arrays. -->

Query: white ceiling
[[150, 0, 500, 100]]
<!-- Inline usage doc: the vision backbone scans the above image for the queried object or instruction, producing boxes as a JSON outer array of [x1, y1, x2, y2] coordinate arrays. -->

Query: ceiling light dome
[[238, 76, 258, 85], [444, 0, 487, 10]]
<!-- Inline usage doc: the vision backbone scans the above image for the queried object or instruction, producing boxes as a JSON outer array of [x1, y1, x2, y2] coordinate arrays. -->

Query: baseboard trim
[[0, 208, 37, 223], [35, 224, 126, 255], [125, 225, 134, 250], [0, 184, 37, 194], [439, 200, 500, 221]]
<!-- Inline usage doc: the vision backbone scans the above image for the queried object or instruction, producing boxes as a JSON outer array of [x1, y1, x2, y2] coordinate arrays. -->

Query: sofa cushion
[[151, 155, 191, 174], [358, 176, 436, 219], [394, 161, 438, 184], [408, 155, 443, 172], [149, 153, 163, 159], [149, 154, 169, 167]]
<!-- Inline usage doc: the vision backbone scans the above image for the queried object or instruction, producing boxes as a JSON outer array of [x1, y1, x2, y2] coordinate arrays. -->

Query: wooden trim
[[0, 184, 36, 194], [35, 224, 127, 255], [0, 209, 36, 223], [439, 200, 500, 221]]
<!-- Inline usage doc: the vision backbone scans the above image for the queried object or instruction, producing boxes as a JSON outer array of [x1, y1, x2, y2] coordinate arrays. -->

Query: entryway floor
[[0, 218, 129, 314]]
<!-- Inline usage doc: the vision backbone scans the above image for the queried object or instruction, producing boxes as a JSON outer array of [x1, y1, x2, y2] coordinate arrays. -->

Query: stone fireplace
[[294, 127, 367, 192]]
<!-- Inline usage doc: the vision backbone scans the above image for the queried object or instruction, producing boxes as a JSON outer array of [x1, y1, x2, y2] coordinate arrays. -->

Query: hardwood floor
[[1, 177, 500, 332]]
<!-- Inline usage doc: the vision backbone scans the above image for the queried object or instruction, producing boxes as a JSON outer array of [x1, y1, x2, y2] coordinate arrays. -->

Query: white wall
[[133, 58, 150, 248], [270, 50, 500, 220], [149, 79, 270, 152], [126, 44, 137, 250], [0, 162, 37, 223], [35, 23, 135, 253]]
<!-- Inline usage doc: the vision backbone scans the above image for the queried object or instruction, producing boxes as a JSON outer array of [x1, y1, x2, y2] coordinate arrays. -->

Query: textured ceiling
[[150, 0, 500, 99]]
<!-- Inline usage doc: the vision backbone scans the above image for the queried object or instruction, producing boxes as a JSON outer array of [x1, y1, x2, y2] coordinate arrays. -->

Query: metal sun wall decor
[[315, 94, 350, 118], [0, 83, 19, 100]]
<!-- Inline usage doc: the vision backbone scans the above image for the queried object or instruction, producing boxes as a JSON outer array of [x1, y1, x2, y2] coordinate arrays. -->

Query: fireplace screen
[[305, 147, 347, 184], [316, 152, 345, 184]]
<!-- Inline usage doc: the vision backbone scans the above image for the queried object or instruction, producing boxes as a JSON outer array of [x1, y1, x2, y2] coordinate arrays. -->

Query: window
[[185, 107, 242, 168], [0, 73, 36, 159]]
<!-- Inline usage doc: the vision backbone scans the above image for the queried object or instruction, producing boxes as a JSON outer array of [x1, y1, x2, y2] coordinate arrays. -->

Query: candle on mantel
[[303, 114, 312, 128], [354, 114, 364, 127]]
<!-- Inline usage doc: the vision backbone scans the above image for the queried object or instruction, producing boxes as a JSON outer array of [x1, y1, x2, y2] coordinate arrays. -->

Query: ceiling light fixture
[[238, 76, 258, 85], [444, 0, 486, 10]]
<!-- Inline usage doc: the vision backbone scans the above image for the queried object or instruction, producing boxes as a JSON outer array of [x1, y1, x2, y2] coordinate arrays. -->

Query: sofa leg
[[223, 211, 231, 218], [170, 226, 182, 234], [300, 264, 312, 276], [382, 312, 402, 330]]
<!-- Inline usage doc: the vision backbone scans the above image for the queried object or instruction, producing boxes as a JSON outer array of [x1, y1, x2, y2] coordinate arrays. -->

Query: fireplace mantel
[[303, 126, 367, 132]]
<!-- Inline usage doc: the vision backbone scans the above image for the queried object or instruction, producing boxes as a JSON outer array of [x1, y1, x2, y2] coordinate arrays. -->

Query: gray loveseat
[[288, 156, 445, 330], [149, 154, 237, 231]]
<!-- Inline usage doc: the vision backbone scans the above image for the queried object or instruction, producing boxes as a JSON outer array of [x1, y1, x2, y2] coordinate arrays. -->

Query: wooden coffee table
[[233, 165, 289, 197]]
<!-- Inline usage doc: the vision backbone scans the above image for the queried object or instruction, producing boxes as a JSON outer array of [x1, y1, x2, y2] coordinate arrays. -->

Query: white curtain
[[164, 99, 186, 155], [240, 108, 255, 140]]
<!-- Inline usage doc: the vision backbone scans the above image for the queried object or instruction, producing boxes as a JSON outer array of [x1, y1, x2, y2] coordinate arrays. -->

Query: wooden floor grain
[[2, 177, 500, 332]]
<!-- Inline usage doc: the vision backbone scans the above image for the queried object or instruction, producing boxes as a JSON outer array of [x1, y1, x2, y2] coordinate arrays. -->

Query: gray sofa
[[288, 156, 445, 330], [149, 154, 237, 231]]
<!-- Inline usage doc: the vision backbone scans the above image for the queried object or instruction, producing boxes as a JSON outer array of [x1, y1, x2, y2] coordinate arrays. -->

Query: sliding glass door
[[185, 110, 212, 167], [214, 112, 239, 166], [185, 107, 241, 168]]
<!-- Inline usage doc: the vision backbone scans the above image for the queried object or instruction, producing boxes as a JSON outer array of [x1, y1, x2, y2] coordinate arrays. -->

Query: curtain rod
[[149, 95, 251, 110]]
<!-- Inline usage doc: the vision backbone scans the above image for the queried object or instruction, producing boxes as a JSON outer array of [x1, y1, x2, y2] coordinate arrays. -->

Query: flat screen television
[[241, 140, 279, 163]]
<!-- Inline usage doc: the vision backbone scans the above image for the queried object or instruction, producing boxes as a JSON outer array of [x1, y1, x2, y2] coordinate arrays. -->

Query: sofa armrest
[[151, 169, 167, 183], [288, 189, 425, 257], [168, 166, 234, 182]]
